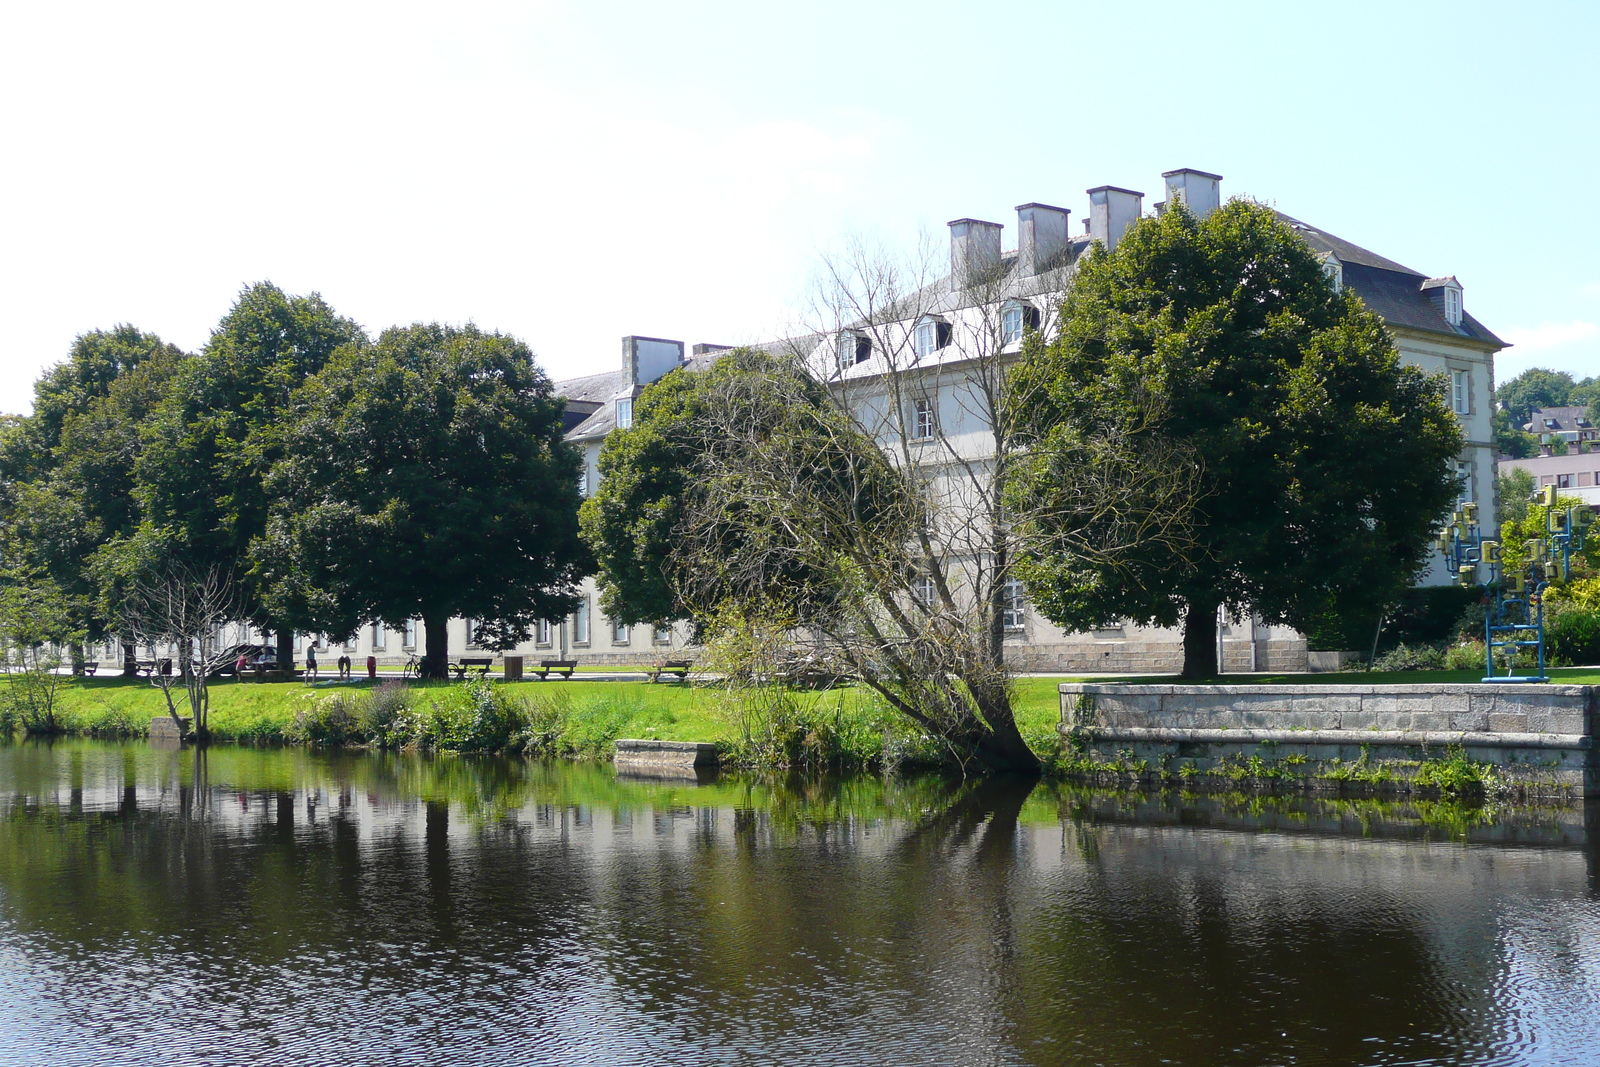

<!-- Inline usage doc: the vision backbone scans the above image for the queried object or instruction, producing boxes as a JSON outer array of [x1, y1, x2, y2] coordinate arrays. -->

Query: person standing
[[305, 644, 318, 682]]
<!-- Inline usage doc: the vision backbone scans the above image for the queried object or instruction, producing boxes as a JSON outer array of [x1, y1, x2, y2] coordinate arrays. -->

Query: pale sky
[[2, 0, 1596, 414]]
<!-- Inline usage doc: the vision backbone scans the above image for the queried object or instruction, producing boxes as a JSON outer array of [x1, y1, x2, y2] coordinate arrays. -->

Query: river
[[1, 740, 1598, 1066]]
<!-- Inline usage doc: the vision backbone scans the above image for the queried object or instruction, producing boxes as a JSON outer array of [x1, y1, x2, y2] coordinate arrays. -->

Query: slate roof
[[1276, 213, 1506, 348], [1525, 405, 1595, 434]]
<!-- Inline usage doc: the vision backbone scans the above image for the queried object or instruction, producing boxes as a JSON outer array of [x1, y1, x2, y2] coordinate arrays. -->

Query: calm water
[[3, 743, 1600, 1066]]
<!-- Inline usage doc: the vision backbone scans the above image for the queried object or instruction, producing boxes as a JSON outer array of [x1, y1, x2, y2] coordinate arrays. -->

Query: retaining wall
[[1058, 683, 1598, 797]]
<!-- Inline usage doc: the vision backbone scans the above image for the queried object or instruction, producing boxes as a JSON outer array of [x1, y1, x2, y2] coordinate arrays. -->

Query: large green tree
[[137, 284, 365, 666], [0, 327, 187, 671], [255, 323, 588, 678], [1009, 199, 1463, 678], [1495, 367, 1574, 426]]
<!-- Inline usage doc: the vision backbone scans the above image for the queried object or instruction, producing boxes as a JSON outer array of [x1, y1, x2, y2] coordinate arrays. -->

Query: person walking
[[305, 645, 318, 683]]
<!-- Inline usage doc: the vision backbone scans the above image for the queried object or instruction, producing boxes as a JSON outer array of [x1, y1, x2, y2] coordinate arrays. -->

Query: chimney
[[691, 343, 732, 358], [1161, 168, 1222, 219], [1087, 186, 1144, 250], [948, 218, 1004, 289], [1015, 203, 1071, 276], [622, 335, 684, 388]]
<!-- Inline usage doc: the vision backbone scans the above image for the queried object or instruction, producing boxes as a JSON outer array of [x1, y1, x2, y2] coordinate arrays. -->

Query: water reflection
[[1, 740, 1599, 1066]]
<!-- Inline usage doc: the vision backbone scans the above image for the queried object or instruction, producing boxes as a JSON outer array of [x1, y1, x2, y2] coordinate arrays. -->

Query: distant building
[[1497, 451, 1600, 505], [1524, 405, 1597, 446]]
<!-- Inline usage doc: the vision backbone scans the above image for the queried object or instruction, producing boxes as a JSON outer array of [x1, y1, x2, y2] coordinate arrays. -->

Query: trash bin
[[503, 655, 523, 682], [366, 655, 377, 680]]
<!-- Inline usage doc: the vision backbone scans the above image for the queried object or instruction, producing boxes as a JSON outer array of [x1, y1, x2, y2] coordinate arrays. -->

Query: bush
[[361, 681, 414, 746], [1371, 642, 1446, 672], [1547, 606, 1600, 667], [1443, 640, 1488, 671], [286, 691, 366, 746]]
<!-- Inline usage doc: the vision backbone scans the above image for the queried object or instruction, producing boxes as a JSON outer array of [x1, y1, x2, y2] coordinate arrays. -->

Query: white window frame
[[912, 397, 935, 441], [611, 618, 629, 645], [536, 618, 552, 646], [1001, 578, 1026, 631], [653, 623, 672, 645], [371, 624, 386, 652], [578, 469, 589, 497], [1450, 369, 1469, 416], [1001, 303, 1024, 345], [403, 619, 418, 649], [573, 599, 590, 645], [1457, 460, 1473, 506], [914, 320, 937, 359], [915, 574, 936, 606], [1444, 287, 1461, 326], [616, 398, 633, 430]]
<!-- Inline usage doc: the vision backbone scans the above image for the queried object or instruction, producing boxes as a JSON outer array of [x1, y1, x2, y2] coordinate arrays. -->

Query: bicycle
[[401, 654, 422, 680]]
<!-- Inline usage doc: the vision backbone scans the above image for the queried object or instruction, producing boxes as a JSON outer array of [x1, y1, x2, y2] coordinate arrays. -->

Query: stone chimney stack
[[1161, 168, 1222, 219], [1087, 186, 1144, 251], [948, 218, 1004, 289], [1016, 203, 1071, 276], [622, 336, 684, 388]]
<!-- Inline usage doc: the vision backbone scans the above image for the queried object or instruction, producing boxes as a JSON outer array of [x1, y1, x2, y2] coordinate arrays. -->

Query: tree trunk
[[1180, 595, 1220, 679], [276, 629, 295, 680], [121, 639, 138, 677], [422, 610, 449, 679], [968, 683, 1041, 775]]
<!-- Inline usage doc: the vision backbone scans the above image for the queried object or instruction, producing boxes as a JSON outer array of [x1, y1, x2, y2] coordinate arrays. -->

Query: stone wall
[[1059, 683, 1598, 797]]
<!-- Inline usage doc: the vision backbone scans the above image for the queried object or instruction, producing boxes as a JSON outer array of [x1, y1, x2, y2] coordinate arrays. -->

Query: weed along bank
[[1059, 683, 1599, 797]]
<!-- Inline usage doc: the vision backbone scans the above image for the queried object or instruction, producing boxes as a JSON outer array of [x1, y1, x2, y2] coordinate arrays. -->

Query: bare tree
[[121, 560, 241, 740]]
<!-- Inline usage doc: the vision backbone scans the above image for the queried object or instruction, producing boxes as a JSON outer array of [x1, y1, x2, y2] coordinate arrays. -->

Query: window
[[578, 470, 589, 497], [653, 624, 672, 645], [536, 619, 552, 645], [1557, 473, 1573, 489], [1444, 286, 1461, 326], [1457, 460, 1473, 506], [466, 619, 482, 649], [1002, 579, 1026, 631], [838, 330, 872, 369], [1002, 304, 1024, 345], [914, 320, 937, 359], [912, 397, 935, 441], [403, 619, 418, 648], [371, 624, 386, 652], [1321, 254, 1342, 292], [612, 618, 629, 644], [1450, 370, 1469, 415], [294, 633, 304, 653], [616, 399, 633, 429], [343, 634, 358, 652], [573, 599, 590, 644], [915, 574, 936, 605]]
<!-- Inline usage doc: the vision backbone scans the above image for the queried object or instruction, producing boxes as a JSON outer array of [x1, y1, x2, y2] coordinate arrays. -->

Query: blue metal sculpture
[[1438, 486, 1593, 682]]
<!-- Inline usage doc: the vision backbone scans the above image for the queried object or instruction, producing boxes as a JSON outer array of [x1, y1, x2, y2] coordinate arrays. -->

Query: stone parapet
[[614, 739, 719, 773], [1059, 683, 1599, 797]]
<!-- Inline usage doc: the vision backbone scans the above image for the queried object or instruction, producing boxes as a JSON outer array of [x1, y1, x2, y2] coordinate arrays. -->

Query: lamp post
[[1438, 486, 1593, 682]]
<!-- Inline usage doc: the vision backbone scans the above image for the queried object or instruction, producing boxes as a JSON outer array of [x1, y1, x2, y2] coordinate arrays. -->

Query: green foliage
[[1493, 408, 1539, 459], [1008, 199, 1462, 676], [1497, 467, 1536, 525], [1495, 366, 1576, 426], [1546, 604, 1600, 667], [0, 576, 84, 735], [256, 322, 588, 663], [1411, 746, 1495, 795], [1371, 643, 1447, 672]]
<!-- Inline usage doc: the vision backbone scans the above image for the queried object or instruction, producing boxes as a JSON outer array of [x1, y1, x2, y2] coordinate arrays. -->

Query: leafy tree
[[1495, 367, 1574, 426], [1570, 375, 1600, 411], [137, 284, 365, 667], [0, 328, 186, 672], [1009, 199, 1463, 677], [255, 323, 588, 678], [1493, 408, 1539, 458], [1496, 466, 1536, 526]]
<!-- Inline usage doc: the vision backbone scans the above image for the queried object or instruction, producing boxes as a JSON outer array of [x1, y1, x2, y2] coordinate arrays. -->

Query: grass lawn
[[41, 667, 1600, 749]]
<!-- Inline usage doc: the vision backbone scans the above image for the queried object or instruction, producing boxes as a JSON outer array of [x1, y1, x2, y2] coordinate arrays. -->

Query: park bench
[[534, 658, 576, 680], [80, 662, 99, 677], [134, 660, 158, 677], [646, 658, 693, 683], [450, 657, 494, 679]]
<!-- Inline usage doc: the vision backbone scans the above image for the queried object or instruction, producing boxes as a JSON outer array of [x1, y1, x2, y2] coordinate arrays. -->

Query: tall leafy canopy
[[256, 323, 588, 675], [1009, 200, 1463, 676]]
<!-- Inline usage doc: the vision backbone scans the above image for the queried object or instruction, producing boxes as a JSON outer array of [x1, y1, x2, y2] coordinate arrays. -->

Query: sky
[[2, 0, 1597, 414]]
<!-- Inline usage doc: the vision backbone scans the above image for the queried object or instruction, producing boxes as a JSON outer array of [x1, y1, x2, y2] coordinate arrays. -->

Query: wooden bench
[[450, 657, 494, 679], [534, 658, 576, 680], [134, 659, 158, 677], [646, 659, 693, 683], [80, 662, 99, 677]]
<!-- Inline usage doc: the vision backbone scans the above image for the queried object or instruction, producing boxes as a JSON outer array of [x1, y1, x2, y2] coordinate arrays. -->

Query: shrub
[[1371, 642, 1446, 672], [1443, 640, 1488, 671], [361, 681, 414, 746], [285, 691, 365, 746], [1547, 606, 1600, 667]]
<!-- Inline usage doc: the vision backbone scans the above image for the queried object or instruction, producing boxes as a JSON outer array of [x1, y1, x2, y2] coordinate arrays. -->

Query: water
[[3, 742, 1600, 1066]]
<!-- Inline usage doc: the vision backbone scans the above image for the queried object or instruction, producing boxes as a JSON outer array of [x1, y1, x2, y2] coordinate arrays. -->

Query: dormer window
[[1001, 302, 1039, 345], [838, 330, 872, 370], [616, 398, 633, 429], [1444, 286, 1461, 326], [913, 316, 952, 359], [1319, 252, 1342, 293]]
